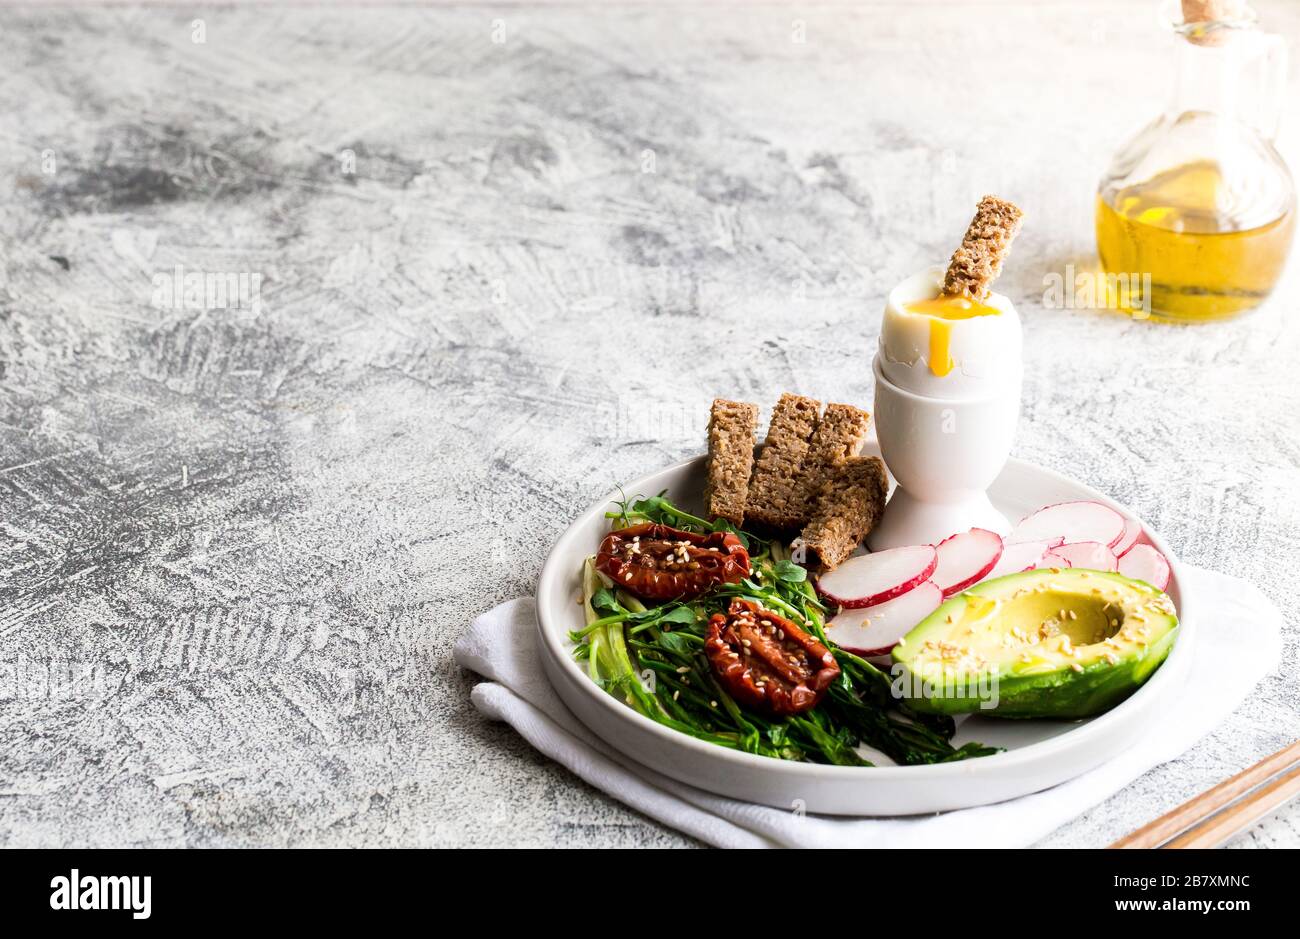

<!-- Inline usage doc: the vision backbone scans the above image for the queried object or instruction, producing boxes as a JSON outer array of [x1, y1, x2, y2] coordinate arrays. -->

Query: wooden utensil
[[1110, 739, 1300, 849]]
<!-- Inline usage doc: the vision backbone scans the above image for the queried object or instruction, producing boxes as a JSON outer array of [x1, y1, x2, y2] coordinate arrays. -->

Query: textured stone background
[[0, 1, 1297, 848]]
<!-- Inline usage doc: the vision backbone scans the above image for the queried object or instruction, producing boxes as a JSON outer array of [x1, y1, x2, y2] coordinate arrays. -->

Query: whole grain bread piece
[[942, 195, 1024, 300], [704, 398, 759, 526], [800, 455, 889, 570], [789, 402, 872, 521], [744, 393, 822, 531]]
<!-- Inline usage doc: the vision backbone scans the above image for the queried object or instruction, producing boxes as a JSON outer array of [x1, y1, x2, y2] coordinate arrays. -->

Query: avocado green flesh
[[891, 568, 1179, 719]]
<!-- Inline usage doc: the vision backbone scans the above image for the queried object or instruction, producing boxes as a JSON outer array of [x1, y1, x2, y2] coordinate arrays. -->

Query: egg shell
[[878, 267, 1023, 400]]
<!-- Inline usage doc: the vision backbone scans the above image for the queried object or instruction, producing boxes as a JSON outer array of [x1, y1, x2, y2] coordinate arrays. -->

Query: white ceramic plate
[[535, 445, 1191, 815]]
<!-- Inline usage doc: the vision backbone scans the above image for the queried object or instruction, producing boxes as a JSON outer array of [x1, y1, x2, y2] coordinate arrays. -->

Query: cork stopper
[[1180, 0, 1252, 46], [941, 196, 1024, 301]]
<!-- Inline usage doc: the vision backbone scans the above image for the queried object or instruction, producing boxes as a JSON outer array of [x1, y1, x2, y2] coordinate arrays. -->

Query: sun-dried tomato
[[595, 523, 750, 600], [705, 598, 840, 716]]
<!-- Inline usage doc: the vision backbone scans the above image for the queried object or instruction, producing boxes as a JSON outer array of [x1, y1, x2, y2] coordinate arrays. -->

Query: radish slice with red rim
[[1113, 514, 1142, 556], [1118, 544, 1171, 590], [1048, 541, 1118, 572], [983, 538, 1058, 581], [1038, 550, 1069, 569], [932, 528, 1003, 597], [815, 545, 937, 610], [825, 582, 944, 656], [1009, 501, 1126, 550]]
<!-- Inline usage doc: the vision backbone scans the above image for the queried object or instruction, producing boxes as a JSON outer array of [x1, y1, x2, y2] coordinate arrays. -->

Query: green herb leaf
[[773, 559, 808, 583], [658, 632, 696, 656], [710, 518, 750, 549], [656, 606, 698, 626], [590, 587, 621, 616], [629, 495, 666, 516]]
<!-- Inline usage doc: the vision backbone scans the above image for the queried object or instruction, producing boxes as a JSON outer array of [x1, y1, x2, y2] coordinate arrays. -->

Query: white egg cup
[[868, 353, 1022, 550]]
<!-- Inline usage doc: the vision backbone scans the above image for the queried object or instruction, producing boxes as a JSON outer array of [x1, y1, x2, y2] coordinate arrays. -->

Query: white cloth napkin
[[453, 566, 1281, 848]]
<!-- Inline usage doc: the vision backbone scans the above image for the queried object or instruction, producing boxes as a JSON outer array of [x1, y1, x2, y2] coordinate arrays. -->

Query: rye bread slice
[[744, 393, 822, 531], [801, 456, 889, 569], [789, 402, 871, 522], [704, 398, 759, 526]]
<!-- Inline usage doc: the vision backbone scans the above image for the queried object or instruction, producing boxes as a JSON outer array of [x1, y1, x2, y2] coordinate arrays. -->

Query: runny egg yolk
[[905, 295, 1002, 377]]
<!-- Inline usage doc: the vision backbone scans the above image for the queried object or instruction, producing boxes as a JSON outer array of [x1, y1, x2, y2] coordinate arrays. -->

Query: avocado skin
[[891, 568, 1179, 719], [900, 624, 1178, 719]]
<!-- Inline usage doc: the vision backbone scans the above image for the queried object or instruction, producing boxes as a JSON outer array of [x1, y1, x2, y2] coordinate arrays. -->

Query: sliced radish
[[932, 528, 1003, 598], [983, 538, 1059, 581], [1118, 544, 1171, 590], [826, 582, 944, 655], [1048, 541, 1118, 572], [1113, 514, 1142, 556], [1009, 501, 1126, 550], [1038, 550, 1070, 569], [815, 545, 937, 610]]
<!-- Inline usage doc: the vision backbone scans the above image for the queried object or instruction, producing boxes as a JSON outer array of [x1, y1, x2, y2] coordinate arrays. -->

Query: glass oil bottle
[[1096, 1, 1295, 321]]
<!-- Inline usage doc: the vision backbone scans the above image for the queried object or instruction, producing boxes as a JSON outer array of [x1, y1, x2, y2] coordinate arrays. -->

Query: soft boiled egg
[[878, 267, 1022, 399]]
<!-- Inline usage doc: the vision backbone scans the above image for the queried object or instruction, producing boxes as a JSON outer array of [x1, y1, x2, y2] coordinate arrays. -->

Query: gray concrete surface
[[0, 2, 1297, 848]]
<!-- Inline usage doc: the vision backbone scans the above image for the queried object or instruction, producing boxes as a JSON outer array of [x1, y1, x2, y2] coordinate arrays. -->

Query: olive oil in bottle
[[1096, 160, 1296, 321]]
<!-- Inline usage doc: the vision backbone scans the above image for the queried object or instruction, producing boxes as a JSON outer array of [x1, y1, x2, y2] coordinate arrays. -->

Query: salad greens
[[572, 494, 998, 767]]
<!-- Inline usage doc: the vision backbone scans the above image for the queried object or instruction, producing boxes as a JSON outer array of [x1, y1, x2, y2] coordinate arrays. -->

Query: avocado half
[[890, 568, 1179, 719]]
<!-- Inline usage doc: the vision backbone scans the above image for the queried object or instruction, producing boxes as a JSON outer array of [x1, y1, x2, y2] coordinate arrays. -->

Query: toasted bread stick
[[942, 195, 1024, 300]]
